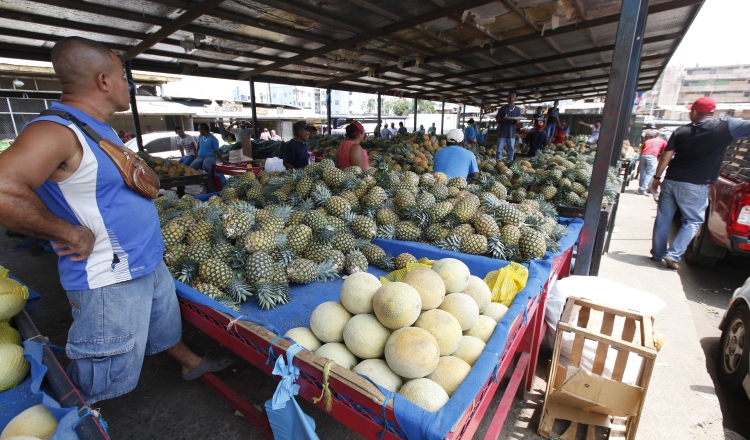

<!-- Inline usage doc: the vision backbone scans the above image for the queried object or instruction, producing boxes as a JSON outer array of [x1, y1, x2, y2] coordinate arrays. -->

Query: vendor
[[337, 121, 370, 170], [175, 125, 197, 165], [190, 123, 225, 172], [433, 129, 479, 179], [525, 119, 547, 156], [305, 125, 319, 154], [283, 121, 311, 169], [464, 118, 478, 147], [227, 120, 253, 141], [552, 120, 568, 145]]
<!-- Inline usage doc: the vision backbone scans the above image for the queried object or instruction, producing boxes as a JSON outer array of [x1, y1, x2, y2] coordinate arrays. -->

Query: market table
[[159, 173, 215, 197], [174, 218, 583, 439], [212, 161, 264, 190]]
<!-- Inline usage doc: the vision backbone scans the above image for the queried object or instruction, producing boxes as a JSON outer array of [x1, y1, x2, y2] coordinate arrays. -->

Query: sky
[[667, 0, 750, 67]]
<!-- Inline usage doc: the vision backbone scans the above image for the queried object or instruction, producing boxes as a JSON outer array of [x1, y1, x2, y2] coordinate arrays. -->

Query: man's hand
[[651, 178, 662, 194], [53, 226, 95, 261]]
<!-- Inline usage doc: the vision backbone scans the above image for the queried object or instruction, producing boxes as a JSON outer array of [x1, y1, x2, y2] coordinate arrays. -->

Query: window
[[744, 92, 750, 97], [713, 80, 730, 86], [272, 94, 276, 98], [335, 100, 339, 105], [349, 91, 353, 95]]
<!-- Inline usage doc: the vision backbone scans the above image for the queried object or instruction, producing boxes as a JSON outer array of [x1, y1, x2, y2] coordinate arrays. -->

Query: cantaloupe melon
[[431, 258, 470, 293], [343, 314, 390, 359], [0, 344, 29, 392], [452, 336, 486, 366], [438, 293, 479, 331], [3, 436, 43, 440], [0, 322, 20, 345], [315, 342, 358, 370], [385, 327, 440, 379], [463, 315, 497, 343], [340, 272, 382, 314], [398, 378, 449, 412], [413, 309, 462, 356], [426, 356, 471, 396], [402, 268, 446, 310], [309, 302, 352, 343], [462, 276, 491, 313], [482, 303, 509, 322], [353, 359, 402, 392], [0, 404, 57, 440], [372, 282, 421, 329], [284, 327, 322, 353], [0, 278, 28, 321]]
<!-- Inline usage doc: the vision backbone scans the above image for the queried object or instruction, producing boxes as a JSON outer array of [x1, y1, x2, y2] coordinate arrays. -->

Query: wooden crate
[[539, 297, 657, 440]]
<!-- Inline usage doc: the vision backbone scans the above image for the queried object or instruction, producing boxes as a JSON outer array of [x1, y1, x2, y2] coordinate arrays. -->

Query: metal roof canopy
[[0, 0, 701, 106]]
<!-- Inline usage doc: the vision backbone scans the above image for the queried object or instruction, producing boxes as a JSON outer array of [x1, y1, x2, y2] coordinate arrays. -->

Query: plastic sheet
[[265, 343, 318, 440]]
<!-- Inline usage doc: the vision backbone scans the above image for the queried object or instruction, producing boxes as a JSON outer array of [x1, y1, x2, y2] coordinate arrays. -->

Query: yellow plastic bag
[[380, 258, 434, 284], [483, 262, 528, 307]]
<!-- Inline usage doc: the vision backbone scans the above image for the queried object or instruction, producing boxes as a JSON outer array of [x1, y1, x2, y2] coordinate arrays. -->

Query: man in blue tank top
[[0, 37, 230, 404]]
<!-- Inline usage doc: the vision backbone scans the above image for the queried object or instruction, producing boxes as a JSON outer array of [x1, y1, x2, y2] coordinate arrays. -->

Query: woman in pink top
[[337, 121, 370, 170]]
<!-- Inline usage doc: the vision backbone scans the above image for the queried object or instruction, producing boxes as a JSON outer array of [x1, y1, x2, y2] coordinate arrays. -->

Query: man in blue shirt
[[189, 123, 225, 172], [433, 129, 479, 179], [464, 118, 478, 147], [546, 100, 561, 141], [495, 92, 522, 161]]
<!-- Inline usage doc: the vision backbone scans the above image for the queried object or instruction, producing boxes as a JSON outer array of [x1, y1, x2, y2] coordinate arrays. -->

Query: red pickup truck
[[685, 138, 750, 267]]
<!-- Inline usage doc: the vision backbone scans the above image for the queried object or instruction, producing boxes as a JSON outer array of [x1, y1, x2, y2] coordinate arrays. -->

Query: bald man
[[0, 37, 231, 404]]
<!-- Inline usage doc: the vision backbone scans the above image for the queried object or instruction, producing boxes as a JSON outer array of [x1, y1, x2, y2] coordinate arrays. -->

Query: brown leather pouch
[[40, 110, 160, 199]]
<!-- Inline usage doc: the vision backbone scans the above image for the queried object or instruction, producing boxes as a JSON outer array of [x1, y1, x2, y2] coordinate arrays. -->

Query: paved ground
[[2, 178, 748, 439]]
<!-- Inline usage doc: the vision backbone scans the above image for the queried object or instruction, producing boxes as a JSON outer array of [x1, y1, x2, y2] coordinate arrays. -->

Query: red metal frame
[[212, 162, 264, 190], [179, 247, 574, 439]]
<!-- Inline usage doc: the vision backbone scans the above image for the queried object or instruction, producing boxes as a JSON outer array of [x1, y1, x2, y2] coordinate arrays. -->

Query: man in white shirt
[[578, 120, 601, 144], [389, 123, 398, 136], [260, 128, 271, 140], [270, 130, 282, 141], [175, 125, 197, 164], [227, 120, 253, 141], [380, 123, 392, 139]]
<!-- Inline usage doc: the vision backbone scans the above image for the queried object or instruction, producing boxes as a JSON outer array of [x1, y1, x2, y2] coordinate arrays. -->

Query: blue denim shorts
[[65, 261, 181, 404]]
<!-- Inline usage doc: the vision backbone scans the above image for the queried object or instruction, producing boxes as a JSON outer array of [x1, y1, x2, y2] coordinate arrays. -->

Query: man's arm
[[0, 122, 95, 260], [728, 119, 750, 139], [211, 137, 224, 163], [651, 150, 675, 193], [578, 120, 591, 127]]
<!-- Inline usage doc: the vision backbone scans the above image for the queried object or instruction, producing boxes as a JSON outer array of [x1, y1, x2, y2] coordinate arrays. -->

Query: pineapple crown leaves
[[272, 204, 294, 223], [355, 237, 371, 249], [545, 236, 562, 254], [486, 234, 508, 260], [311, 185, 332, 207], [174, 258, 200, 286], [277, 249, 297, 267], [274, 233, 289, 251], [442, 212, 461, 229], [435, 234, 462, 253], [482, 193, 503, 211], [359, 206, 377, 218], [287, 192, 304, 207], [225, 277, 253, 303], [342, 176, 360, 191], [341, 210, 357, 225], [413, 211, 432, 229], [377, 254, 396, 272], [254, 282, 284, 310], [377, 224, 396, 240], [316, 224, 337, 243], [229, 201, 257, 217], [538, 201, 558, 219], [316, 259, 341, 282], [298, 198, 315, 212], [213, 294, 241, 312]]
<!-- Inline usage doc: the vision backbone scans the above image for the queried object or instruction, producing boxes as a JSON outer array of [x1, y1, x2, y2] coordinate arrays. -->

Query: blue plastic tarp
[[174, 217, 583, 440]]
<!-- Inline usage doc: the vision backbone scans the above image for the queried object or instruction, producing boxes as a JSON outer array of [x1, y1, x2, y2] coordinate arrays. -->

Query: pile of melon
[[285, 258, 509, 412]]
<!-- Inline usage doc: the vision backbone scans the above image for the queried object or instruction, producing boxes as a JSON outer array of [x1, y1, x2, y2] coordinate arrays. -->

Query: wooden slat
[[587, 424, 597, 440], [569, 332, 587, 368], [558, 322, 657, 359], [560, 296, 578, 324], [641, 315, 655, 349], [612, 318, 637, 382], [559, 422, 579, 440], [571, 297, 655, 322], [592, 312, 616, 375], [577, 305, 591, 328]]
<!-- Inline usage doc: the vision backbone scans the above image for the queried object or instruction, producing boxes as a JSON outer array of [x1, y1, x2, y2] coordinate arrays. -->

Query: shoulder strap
[[39, 109, 104, 144]]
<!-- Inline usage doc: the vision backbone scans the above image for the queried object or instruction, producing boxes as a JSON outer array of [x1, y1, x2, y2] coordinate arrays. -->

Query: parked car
[[718, 277, 750, 398], [684, 137, 750, 268], [124, 131, 224, 159]]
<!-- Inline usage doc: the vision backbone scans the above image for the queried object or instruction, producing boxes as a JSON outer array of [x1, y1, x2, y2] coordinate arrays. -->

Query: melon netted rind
[[398, 378, 450, 412], [452, 336, 486, 366], [353, 359, 403, 392], [426, 356, 472, 397], [0, 322, 20, 345], [0, 404, 57, 440], [402, 267, 446, 311], [0, 278, 29, 321], [0, 343, 30, 392], [372, 282, 422, 330], [284, 327, 322, 353], [431, 258, 470, 294], [343, 314, 391, 359], [462, 276, 492, 313], [463, 315, 497, 343], [314, 342, 358, 370], [0, 264, 8, 278], [438, 293, 479, 331], [413, 309, 462, 356], [340, 272, 383, 314], [482, 303, 509, 323], [309, 301, 352, 343], [385, 327, 440, 379]]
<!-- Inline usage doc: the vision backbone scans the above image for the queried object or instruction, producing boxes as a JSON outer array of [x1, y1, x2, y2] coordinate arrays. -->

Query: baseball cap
[[686, 96, 716, 113], [346, 121, 365, 136], [646, 122, 656, 129], [447, 128, 464, 143], [534, 120, 544, 129]]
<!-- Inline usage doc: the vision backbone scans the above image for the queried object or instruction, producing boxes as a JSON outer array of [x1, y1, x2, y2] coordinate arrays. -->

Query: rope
[[312, 360, 334, 412], [266, 336, 281, 366], [377, 392, 394, 440], [75, 406, 109, 435], [225, 314, 245, 331], [491, 362, 500, 383], [523, 305, 529, 326]]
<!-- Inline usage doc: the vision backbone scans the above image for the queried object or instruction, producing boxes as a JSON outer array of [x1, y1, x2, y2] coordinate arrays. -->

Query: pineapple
[[351, 215, 377, 239], [473, 213, 500, 237], [461, 234, 488, 255], [321, 249, 346, 273], [365, 186, 388, 208], [344, 251, 369, 274], [322, 167, 346, 188], [325, 196, 351, 217], [304, 240, 333, 263], [164, 244, 187, 267], [447, 176, 467, 189], [332, 232, 357, 253], [518, 227, 547, 260], [395, 221, 421, 242], [394, 253, 417, 269], [161, 223, 186, 248], [304, 210, 328, 233], [416, 192, 436, 211], [187, 220, 214, 244], [244, 231, 276, 254], [199, 258, 234, 290], [360, 243, 386, 266], [452, 195, 480, 223], [430, 183, 449, 200], [245, 252, 276, 285], [287, 225, 312, 254], [424, 224, 449, 242], [376, 208, 400, 225], [187, 242, 212, 263], [501, 225, 521, 246], [259, 214, 286, 234], [429, 201, 454, 223], [496, 203, 525, 226], [287, 259, 339, 284], [222, 211, 252, 240]]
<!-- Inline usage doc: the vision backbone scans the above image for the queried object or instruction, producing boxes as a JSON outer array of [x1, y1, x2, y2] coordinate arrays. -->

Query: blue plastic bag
[[264, 343, 318, 440]]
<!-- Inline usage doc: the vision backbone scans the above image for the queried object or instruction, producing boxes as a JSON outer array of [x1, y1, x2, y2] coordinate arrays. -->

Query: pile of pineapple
[[154, 159, 571, 311], [137, 152, 200, 178]]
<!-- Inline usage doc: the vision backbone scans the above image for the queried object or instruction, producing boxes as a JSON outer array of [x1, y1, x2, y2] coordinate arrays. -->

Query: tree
[[362, 98, 376, 114], [383, 100, 394, 115], [418, 100, 436, 114], [391, 99, 412, 116]]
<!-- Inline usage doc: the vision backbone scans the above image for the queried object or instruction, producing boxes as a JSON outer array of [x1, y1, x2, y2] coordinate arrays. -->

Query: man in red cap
[[650, 96, 750, 269]]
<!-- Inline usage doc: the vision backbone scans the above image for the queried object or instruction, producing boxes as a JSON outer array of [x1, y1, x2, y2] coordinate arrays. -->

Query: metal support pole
[[574, 0, 650, 276], [249, 77, 259, 139], [441, 101, 445, 134], [377, 91, 382, 128], [326, 87, 332, 136], [125, 62, 144, 151], [413, 98, 418, 132], [463, 104, 466, 127]]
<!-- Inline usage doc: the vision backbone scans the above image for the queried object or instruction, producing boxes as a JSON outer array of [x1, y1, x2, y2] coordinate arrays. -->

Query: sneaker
[[663, 258, 679, 270], [652, 192, 659, 202], [637, 190, 645, 195]]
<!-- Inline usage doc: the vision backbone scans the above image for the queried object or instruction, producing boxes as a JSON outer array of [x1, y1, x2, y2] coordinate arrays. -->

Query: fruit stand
[[160, 173, 216, 197], [172, 217, 582, 439]]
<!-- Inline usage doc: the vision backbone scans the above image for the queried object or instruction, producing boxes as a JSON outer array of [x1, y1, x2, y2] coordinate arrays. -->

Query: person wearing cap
[[433, 129, 479, 180], [545, 101, 561, 141], [525, 119, 547, 157], [464, 118, 478, 147], [305, 125, 319, 153], [337, 122, 370, 170], [578, 120, 601, 144], [650, 96, 750, 270], [380, 122, 392, 139], [283, 121, 310, 169], [642, 122, 659, 144], [495, 91, 522, 161]]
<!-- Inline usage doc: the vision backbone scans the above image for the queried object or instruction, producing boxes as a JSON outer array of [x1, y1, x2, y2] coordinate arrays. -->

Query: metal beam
[[441, 101, 445, 134], [125, 61, 144, 152], [575, 0, 650, 276], [249, 77, 259, 140], [377, 91, 382, 127], [238, 0, 498, 79], [326, 87, 332, 137], [413, 98, 418, 132]]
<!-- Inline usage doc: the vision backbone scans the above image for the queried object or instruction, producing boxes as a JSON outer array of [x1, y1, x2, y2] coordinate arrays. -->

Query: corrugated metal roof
[[0, 0, 704, 106]]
